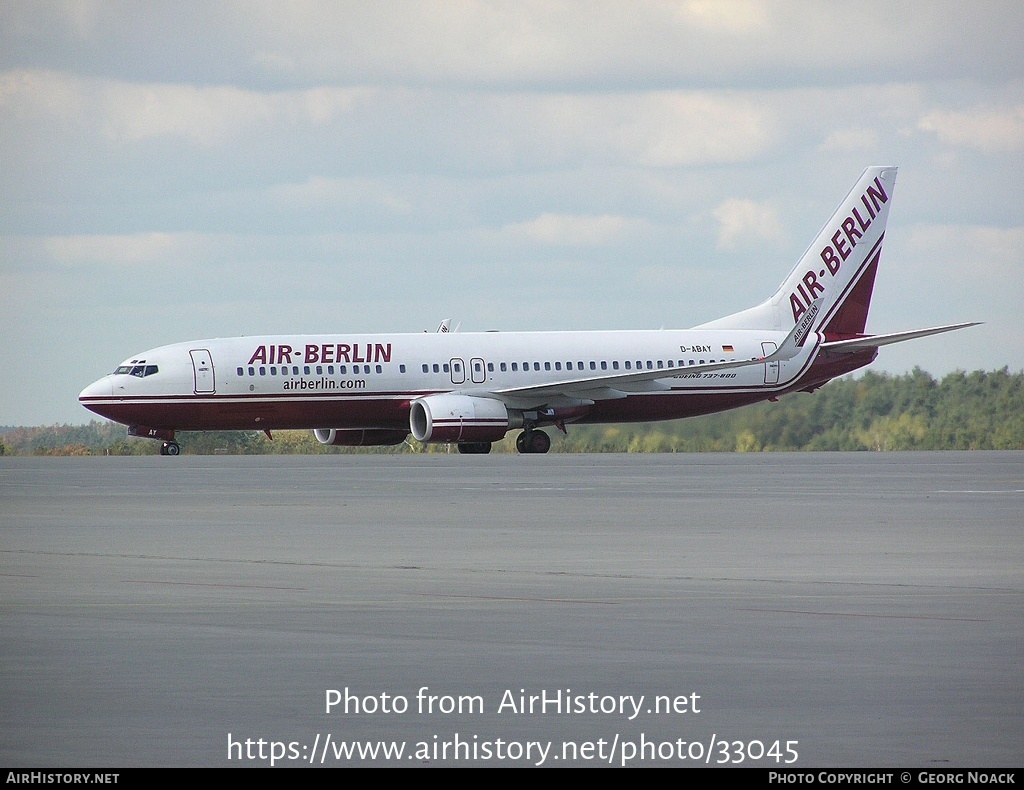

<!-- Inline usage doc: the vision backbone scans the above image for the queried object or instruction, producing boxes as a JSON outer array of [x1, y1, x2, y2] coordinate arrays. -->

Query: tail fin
[[698, 166, 897, 341]]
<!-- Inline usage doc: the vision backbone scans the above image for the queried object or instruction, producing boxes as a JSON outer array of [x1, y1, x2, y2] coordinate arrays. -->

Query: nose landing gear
[[160, 442, 180, 456]]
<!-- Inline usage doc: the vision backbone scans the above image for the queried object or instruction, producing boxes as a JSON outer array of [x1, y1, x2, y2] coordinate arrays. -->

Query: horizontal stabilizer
[[820, 322, 981, 352]]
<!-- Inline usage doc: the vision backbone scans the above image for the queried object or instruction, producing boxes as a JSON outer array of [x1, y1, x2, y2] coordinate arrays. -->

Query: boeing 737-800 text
[[79, 167, 977, 454]]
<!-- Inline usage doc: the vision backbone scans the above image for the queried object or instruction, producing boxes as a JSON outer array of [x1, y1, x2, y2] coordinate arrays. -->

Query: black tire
[[528, 431, 551, 454], [516, 432, 528, 453], [164, 442, 180, 456]]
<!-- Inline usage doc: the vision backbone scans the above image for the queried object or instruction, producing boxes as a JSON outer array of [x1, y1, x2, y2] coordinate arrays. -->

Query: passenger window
[[400, 365, 406, 373], [590, 361, 596, 370], [304, 366, 310, 375], [259, 367, 266, 376], [511, 363, 518, 371], [544, 362, 551, 371], [236, 367, 243, 376], [248, 367, 255, 376], [612, 361, 619, 370], [375, 365, 382, 373]]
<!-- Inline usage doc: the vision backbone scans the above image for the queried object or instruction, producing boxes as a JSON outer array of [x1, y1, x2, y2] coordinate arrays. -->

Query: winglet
[[770, 297, 823, 361]]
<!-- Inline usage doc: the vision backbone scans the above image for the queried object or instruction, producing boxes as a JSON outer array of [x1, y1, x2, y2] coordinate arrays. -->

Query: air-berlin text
[[790, 175, 888, 324], [248, 343, 393, 366]]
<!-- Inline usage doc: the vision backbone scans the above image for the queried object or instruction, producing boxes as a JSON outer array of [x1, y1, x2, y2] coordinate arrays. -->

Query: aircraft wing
[[820, 322, 981, 353], [491, 319, 809, 402]]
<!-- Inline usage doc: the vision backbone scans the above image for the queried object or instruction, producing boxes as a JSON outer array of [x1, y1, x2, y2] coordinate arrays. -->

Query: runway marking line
[[123, 580, 306, 591], [414, 593, 619, 605], [738, 607, 989, 622]]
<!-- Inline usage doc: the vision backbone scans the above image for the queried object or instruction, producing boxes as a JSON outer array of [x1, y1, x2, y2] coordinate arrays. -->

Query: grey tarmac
[[1, 452, 1021, 766]]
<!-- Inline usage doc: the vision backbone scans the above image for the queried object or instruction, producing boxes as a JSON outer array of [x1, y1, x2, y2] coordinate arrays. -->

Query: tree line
[[2, 367, 1022, 456]]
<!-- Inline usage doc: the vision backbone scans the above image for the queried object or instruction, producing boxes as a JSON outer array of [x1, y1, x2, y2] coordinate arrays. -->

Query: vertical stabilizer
[[697, 166, 897, 338]]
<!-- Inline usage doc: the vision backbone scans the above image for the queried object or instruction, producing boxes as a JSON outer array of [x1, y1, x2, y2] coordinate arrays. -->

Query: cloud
[[0, 69, 86, 115], [0, 69, 369, 147], [819, 127, 881, 152], [677, 0, 769, 34], [44, 232, 200, 265], [905, 224, 1024, 281], [267, 176, 413, 213], [711, 198, 784, 250], [505, 213, 647, 246], [222, 2, 1021, 89], [918, 106, 1024, 153], [612, 92, 774, 167]]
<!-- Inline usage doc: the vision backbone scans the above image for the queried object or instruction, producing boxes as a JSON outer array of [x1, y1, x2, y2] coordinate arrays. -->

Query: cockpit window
[[113, 364, 159, 377]]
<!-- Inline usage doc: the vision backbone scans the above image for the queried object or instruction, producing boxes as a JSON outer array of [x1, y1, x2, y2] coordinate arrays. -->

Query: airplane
[[79, 166, 978, 455]]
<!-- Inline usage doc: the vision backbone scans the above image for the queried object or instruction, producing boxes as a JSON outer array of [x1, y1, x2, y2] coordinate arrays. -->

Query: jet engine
[[313, 428, 409, 447], [409, 394, 521, 443]]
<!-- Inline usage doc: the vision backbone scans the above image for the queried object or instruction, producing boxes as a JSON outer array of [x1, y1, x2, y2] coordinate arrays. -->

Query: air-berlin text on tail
[[790, 176, 889, 324], [247, 342, 393, 366]]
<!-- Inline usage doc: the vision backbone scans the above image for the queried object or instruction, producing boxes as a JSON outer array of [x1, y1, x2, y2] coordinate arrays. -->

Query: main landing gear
[[516, 429, 551, 454], [160, 442, 180, 456]]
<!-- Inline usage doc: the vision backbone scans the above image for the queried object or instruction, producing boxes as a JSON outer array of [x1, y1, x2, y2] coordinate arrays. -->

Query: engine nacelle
[[313, 428, 409, 447], [409, 394, 521, 443]]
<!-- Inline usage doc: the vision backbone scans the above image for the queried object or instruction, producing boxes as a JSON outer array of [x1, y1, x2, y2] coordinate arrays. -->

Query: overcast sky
[[2, 1, 1022, 426]]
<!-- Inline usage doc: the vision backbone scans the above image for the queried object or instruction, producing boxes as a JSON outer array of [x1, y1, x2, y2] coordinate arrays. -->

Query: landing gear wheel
[[528, 430, 551, 454], [457, 442, 492, 454], [161, 442, 180, 456], [516, 430, 550, 454]]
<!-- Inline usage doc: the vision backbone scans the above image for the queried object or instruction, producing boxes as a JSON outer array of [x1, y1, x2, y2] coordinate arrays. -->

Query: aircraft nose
[[79, 376, 113, 402]]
